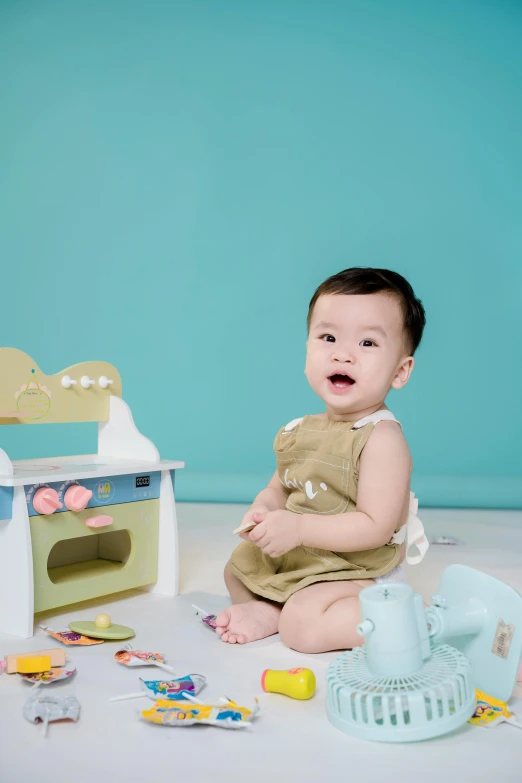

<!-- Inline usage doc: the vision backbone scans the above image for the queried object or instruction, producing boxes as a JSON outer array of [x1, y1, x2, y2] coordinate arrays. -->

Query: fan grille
[[326, 644, 475, 742]]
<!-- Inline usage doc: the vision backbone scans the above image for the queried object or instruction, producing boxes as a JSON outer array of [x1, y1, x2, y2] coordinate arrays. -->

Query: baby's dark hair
[[307, 267, 426, 355]]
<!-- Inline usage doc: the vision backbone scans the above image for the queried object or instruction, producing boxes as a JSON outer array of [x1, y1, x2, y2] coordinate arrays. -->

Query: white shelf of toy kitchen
[[0, 455, 185, 486]]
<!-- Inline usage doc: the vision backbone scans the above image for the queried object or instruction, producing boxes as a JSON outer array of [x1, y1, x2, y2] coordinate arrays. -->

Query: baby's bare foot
[[215, 600, 281, 644]]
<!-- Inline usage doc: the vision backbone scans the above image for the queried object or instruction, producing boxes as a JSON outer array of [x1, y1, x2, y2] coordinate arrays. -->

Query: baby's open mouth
[[328, 373, 355, 390]]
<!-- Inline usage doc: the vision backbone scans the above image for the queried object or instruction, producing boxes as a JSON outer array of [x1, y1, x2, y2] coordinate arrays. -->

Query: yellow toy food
[[4, 648, 66, 674], [94, 614, 111, 628], [16, 656, 51, 674], [261, 667, 316, 700]]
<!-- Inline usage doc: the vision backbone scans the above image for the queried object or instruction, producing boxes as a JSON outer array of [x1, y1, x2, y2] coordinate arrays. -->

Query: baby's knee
[[278, 602, 321, 654]]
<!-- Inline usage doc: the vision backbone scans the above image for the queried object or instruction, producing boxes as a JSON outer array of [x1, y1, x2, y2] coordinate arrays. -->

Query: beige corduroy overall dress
[[228, 410, 428, 603]]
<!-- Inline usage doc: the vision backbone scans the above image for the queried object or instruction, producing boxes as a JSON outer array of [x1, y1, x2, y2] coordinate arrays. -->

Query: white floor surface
[[1, 504, 522, 782]]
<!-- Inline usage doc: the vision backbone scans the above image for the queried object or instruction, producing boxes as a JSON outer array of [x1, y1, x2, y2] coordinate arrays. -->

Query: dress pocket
[[276, 449, 351, 515]]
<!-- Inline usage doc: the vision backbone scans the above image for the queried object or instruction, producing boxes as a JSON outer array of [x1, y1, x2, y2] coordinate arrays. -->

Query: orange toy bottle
[[261, 667, 316, 700]]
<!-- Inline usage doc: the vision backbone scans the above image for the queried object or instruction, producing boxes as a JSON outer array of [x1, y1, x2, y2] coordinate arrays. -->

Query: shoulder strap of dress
[[282, 411, 400, 432], [351, 409, 402, 430], [283, 417, 304, 433]]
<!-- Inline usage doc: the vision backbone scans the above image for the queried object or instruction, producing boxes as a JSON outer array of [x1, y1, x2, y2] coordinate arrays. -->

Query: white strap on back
[[351, 409, 402, 430], [389, 492, 429, 565]]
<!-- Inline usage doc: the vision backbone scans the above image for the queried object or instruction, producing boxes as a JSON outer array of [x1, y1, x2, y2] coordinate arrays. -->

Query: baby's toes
[[214, 609, 231, 630], [226, 633, 239, 644]]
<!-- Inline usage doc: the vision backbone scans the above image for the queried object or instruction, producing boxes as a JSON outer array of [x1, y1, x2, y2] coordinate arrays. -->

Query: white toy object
[[0, 348, 184, 638]]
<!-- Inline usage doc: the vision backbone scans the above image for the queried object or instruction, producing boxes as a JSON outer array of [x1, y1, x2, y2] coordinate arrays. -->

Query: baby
[[215, 267, 429, 653]]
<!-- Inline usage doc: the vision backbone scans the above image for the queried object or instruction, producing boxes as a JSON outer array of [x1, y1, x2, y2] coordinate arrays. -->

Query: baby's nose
[[332, 349, 355, 363]]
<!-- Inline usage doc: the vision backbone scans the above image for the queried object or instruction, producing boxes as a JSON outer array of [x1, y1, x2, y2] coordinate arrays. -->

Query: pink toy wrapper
[[41, 626, 104, 646], [20, 667, 76, 685], [201, 615, 217, 630], [115, 649, 169, 667]]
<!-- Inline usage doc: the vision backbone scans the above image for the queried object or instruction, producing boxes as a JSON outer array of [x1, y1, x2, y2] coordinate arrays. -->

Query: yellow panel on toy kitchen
[[0, 348, 184, 638], [0, 347, 122, 424]]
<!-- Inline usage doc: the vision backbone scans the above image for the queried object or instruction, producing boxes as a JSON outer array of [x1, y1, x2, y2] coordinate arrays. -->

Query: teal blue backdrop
[[1, 0, 521, 507]]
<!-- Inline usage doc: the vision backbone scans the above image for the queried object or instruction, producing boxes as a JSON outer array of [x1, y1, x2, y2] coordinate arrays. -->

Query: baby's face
[[305, 293, 413, 418]]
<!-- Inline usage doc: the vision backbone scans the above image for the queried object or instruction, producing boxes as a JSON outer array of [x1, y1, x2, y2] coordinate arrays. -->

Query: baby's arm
[[252, 470, 290, 512], [234, 471, 289, 534], [298, 421, 411, 552]]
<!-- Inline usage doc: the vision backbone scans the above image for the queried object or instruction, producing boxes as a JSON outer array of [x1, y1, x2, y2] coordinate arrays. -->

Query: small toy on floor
[[430, 536, 462, 546], [110, 674, 207, 702], [17, 656, 52, 674], [2, 649, 66, 674], [114, 648, 175, 674], [20, 666, 76, 690], [40, 625, 104, 646], [141, 694, 259, 729], [261, 668, 316, 700], [469, 690, 522, 730], [23, 694, 80, 737], [68, 614, 135, 641], [192, 604, 217, 629]]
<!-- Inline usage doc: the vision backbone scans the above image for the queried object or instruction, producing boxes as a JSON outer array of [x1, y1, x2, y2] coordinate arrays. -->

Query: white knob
[[98, 376, 114, 389], [61, 375, 77, 389], [81, 376, 95, 389]]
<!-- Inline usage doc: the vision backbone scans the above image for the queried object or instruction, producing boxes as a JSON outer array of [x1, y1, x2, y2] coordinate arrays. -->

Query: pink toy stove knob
[[64, 484, 93, 512], [33, 487, 62, 515], [85, 515, 113, 528]]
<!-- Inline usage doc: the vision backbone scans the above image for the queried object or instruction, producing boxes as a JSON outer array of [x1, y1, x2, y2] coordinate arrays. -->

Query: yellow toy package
[[141, 697, 259, 729], [469, 690, 522, 729]]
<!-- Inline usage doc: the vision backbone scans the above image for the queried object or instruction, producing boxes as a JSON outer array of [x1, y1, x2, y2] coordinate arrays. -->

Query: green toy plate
[[68, 620, 135, 641]]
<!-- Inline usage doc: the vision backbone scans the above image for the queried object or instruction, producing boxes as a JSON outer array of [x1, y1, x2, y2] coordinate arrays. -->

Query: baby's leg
[[223, 562, 257, 605], [278, 579, 374, 654], [214, 562, 282, 644]]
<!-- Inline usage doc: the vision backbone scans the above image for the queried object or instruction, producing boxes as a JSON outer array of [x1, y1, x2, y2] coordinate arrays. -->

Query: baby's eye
[[360, 339, 376, 347], [321, 334, 335, 343]]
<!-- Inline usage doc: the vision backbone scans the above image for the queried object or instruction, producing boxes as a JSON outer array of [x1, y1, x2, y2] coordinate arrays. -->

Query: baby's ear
[[391, 356, 415, 390]]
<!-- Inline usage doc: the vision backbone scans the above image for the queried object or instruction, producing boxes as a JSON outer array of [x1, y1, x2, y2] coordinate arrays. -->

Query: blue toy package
[[140, 674, 206, 700]]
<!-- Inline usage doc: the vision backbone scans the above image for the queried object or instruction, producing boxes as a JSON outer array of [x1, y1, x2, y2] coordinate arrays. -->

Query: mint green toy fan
[[326, 565, 522, 742]]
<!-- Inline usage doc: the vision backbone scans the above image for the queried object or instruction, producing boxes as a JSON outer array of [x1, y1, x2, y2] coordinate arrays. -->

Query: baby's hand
[[234, 505, 270, 539], [248, 510, 301, 558]]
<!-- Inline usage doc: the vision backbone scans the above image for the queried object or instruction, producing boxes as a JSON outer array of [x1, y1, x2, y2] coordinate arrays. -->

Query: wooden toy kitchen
[[0, 348, 184, 638]]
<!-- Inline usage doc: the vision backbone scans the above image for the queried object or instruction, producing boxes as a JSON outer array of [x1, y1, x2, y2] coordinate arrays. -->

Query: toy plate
[[68, 620, 135, 640]]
